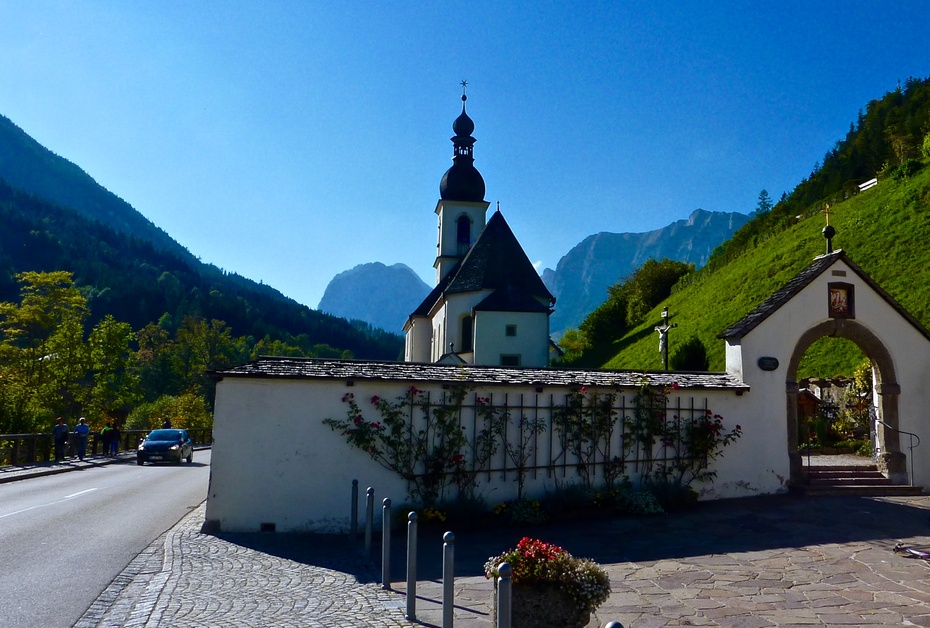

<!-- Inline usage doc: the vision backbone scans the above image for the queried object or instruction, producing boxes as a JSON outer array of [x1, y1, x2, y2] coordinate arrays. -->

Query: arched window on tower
[[461, 315, 473, 352], [457, 215, 471, 256]]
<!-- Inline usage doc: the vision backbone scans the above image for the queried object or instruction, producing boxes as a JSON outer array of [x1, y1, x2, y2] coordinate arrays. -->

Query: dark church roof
[[408, 210, 554, 320], [719, 249, 930, 342], [439, 95, 485, 203]]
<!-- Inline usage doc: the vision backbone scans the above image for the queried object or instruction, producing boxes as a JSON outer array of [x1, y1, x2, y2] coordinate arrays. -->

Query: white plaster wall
[[405, 317, 432, 363], [206, 378, 411, 533], [207, 377, 760, 533], [728, 257, 930, 488], [443, 291, 491, 357], [473, 310, 550, 367], [434, 199, 489, 281]]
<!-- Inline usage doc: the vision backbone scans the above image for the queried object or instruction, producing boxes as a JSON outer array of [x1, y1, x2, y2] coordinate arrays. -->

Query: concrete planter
[[493, 581, 590, 628]]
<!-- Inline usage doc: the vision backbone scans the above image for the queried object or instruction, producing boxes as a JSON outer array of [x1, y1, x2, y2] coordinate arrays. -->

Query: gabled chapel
[[404, 89, 555, 367]]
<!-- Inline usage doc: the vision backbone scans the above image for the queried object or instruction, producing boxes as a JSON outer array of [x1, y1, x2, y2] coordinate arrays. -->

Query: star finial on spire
[[460, 80, 468, 102]]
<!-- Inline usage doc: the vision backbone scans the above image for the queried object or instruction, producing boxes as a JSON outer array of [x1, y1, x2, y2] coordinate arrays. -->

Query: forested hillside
[[566, 76, 930, 377], [0, 114, 405, 435], [0, 178, 401, 359]]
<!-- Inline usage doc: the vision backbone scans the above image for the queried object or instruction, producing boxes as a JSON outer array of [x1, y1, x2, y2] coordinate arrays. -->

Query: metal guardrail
[[0, 428, 214, 466], [875, 418, 920, 486]]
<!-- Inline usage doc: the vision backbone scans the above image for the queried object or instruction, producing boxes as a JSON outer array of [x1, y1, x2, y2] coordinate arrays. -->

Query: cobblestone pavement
[[73, 492, 930, 628]]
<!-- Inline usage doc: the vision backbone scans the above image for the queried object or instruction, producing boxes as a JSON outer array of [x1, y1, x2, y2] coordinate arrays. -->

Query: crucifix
[[822, 203, 836, 254], [654, 306, 677, 371]]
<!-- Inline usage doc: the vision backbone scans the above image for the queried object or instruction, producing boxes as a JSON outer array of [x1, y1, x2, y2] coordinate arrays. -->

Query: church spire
[[439, 81, 486, 202]]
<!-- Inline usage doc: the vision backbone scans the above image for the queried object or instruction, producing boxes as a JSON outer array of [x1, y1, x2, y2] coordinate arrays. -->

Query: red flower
[[370, 395, 380, 404], [452, 454, 465, 464]]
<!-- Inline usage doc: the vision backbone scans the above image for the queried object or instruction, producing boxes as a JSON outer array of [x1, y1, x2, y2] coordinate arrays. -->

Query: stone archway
[[784, 319, 907, 486]]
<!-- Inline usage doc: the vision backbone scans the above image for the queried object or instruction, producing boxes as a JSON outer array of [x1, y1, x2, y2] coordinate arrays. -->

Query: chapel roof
[[718, 249, 930, 342], [213, 355, 749, 391]]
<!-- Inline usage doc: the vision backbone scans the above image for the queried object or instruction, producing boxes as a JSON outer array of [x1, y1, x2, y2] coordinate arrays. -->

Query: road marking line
[[64, 488, 99, 499], [0, 487, 100, 519]]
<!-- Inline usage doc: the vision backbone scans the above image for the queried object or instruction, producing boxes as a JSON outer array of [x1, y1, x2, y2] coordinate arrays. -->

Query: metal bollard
[[406, 512, 418, 621], [496, 562, 511, 628], [381, 498, 392, 590], [350, 480, 359, 540], [364, 487, 374, 558], [443, 531, 455, 628], [604, 622, 624, 628]]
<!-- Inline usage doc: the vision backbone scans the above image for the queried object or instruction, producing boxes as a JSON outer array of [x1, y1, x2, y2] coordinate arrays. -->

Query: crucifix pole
[[654, 306, 678, 371]]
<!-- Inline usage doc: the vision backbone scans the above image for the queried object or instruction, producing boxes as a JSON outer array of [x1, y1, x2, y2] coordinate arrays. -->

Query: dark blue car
[[137, 429, 194, 465]]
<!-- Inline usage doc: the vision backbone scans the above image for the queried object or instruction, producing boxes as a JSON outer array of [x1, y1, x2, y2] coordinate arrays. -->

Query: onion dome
[[439, 88, 486, 202]]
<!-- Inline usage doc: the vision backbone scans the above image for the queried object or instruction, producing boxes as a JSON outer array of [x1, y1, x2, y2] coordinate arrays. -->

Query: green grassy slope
[[601, 163, 930, 375]]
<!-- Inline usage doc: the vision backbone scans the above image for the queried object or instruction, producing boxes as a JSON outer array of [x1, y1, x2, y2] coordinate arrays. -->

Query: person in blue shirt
[[52, 417, 69, 462], [73, 417, 90, 461]]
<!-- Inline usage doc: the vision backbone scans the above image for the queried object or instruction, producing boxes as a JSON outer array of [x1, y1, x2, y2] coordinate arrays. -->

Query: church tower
[[405, 86, 555, 366], [434, 84, 491, 283]]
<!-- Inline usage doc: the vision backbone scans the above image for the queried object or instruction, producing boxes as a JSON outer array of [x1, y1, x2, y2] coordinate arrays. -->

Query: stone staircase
[[795, 462, 924, 496]]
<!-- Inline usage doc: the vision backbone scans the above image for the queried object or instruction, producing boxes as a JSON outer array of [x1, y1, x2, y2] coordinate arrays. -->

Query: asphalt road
[[0, 451, 211, 628]]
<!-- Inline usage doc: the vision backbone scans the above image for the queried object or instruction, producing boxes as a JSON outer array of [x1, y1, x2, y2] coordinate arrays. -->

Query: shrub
[[670, 336, 710, 370]]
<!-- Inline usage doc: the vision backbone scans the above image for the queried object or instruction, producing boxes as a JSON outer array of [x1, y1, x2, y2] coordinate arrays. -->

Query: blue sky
[[1, 2, 928, 310]]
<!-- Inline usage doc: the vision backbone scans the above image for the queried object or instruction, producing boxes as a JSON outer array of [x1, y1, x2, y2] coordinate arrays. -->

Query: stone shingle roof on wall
[[718, 249, 930, 343], [214, 356, 749, 391]]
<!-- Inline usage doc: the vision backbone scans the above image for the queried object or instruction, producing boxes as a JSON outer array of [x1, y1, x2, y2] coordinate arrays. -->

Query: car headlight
[[170, 444, 180, 450], [138, 444, 145, 451]]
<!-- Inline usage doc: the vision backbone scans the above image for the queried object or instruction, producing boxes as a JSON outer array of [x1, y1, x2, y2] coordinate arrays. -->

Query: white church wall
[[206, 375, 767, 534], [473, 310, 550, 367], [404, 317, 432, 363], [443, 291, 490, 356]]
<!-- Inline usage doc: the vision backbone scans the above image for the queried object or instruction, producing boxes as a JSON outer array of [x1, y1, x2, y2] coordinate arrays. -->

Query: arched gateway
[[719, 249, 930, 489]]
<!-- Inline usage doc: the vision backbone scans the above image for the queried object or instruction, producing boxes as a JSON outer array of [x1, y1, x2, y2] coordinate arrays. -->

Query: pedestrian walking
[[100, 422, 114, 457], [109, 424, 121, 457], [53, 417, 69, 462], [74, 417, 90, 461]]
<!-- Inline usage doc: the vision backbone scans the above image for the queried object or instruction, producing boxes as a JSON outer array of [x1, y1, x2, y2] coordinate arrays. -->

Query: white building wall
[[206, 376, 756, 533], [473, 310, 550, 367], [404, 317, 432, 363], [434, 199, 489, 282], [727, 257, 930, 488]]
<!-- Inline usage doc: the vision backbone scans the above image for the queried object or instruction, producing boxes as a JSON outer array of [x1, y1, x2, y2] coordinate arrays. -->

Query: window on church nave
[[505, 324, 517, 337], [461, 316, 473, 352], [500, 354, 521, 367]]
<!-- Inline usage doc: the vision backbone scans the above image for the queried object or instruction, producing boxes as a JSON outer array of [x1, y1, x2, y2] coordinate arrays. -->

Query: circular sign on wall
[[757, 356, 779, 371]]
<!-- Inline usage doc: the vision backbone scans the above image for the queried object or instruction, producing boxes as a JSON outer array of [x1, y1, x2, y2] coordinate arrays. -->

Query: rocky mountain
[[318, 263, 430, 334], [542, 209, 751, 335], [321, 209, 748, 337]]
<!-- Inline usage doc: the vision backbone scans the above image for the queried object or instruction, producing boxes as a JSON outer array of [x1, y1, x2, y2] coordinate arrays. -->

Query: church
[[403, 89, 555, 367]]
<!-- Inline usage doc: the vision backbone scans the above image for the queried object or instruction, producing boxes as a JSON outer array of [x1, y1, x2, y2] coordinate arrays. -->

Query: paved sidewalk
[[0, 452, 137, 482], [74, 492, 930, 627]]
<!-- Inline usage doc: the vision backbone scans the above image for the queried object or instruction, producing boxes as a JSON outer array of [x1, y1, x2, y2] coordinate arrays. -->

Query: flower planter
[[493, 581, 591, 628], [486, 537, 609, 628]]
